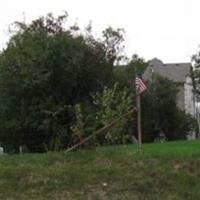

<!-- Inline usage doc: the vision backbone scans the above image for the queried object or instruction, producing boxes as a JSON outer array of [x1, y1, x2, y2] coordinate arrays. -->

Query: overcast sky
[[1, 0, 200, 63]]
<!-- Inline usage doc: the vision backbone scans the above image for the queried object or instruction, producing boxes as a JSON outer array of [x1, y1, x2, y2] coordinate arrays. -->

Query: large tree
[[113, 54, 148, 88], [0, 13, 124, 152], [142, 75, 196, 142]]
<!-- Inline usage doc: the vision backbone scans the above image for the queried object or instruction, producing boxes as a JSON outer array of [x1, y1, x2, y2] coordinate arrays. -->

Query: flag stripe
[[135, 77, 147, 94]]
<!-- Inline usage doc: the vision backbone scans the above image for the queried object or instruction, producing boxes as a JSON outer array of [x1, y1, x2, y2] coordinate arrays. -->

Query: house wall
[[143, 59, 195, 116], [184, 76, 195, 116], [176, 85, 185, 111]]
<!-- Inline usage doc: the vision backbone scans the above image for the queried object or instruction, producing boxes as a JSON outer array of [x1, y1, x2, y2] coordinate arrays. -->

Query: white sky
[[1, 0, 200, 63]]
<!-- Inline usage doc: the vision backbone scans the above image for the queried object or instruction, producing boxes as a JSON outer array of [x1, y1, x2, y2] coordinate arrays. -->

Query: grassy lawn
[[1, 140, 200, 199]]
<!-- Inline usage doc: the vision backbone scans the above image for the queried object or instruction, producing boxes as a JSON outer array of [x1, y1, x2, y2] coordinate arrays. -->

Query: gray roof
[[143, 58, 191, 83]]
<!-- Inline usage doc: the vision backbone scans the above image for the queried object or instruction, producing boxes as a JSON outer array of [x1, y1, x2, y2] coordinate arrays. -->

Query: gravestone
[[0, 146, 4, 154]]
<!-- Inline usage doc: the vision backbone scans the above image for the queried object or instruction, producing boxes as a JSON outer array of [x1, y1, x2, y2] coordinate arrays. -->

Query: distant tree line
[[0, 13, 196, 152]]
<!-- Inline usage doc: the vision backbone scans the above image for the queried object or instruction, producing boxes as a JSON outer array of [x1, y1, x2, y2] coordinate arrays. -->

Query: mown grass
[[1, 140, 200, 199]]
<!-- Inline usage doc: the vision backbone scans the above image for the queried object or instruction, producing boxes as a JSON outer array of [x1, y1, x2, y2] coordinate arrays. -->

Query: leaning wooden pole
[[65, 108, 136, 153]]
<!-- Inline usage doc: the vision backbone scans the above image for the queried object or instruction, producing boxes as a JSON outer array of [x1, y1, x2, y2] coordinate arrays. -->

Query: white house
[[143, 58, 195, 117]]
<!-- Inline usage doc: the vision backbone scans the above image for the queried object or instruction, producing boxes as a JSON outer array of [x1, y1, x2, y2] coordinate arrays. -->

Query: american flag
[[135, 77, 147, 94]]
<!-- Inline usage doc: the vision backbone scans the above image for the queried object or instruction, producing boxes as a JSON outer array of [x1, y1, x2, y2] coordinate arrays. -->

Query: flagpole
[[136, 91, 142, 151], [135, 75, 146, 152]]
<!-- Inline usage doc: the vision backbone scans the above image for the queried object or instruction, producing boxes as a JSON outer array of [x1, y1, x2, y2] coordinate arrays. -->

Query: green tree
[[0, 13, 125, 152], [71, 84, 134, 146], [142, 75, 196, 141], [93, 83, 134, 144], [113, 54, 148, 88]]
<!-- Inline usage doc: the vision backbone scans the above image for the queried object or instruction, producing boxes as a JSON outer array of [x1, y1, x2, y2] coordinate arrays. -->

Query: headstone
[[131, 135, 138, 144], [0, 146, 4, 154], [19, 146, 23, 154]]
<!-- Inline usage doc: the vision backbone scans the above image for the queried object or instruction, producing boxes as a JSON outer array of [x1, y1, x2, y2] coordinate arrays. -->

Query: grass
[[0, 140, 200, 199]]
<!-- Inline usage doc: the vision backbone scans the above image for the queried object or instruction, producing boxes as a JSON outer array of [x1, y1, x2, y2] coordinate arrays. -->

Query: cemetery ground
[[1, 141, 200, 199]]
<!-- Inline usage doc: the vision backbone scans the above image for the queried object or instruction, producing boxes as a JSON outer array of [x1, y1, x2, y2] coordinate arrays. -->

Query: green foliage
[[127, 54, 148, 76], [93, 83, 134, 144], [113, 54, 148, 88], [71, 84, 134, 146], [142, 75, 196, 141], [102, 27, 125, 64], [0, 13, 125, 152]]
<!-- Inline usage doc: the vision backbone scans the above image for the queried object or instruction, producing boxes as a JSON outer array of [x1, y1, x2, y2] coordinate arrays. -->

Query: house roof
[[143, 58, 191, 83]]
